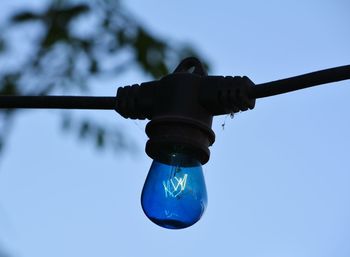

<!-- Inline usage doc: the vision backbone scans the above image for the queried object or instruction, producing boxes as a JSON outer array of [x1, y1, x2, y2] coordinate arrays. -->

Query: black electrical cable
[[251, 64, 350, 99], [1, 64, 349, 110], [0, 96, 117, 109]]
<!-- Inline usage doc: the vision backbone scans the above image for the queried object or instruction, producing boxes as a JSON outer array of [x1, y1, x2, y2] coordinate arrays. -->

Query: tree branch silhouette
[[0, 0, 208, 155]]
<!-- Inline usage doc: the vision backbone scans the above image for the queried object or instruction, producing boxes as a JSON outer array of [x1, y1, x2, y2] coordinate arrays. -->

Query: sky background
[[0, 1, 350, 257]]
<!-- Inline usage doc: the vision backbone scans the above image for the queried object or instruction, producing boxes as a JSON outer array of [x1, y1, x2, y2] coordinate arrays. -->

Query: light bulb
[[141, 152, 207, 229]]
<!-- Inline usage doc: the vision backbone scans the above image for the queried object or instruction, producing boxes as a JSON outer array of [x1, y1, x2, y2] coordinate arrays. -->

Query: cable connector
[[200, 75, 256, 116], [115, 57, 256, 164], [115, 81, 157, 120]]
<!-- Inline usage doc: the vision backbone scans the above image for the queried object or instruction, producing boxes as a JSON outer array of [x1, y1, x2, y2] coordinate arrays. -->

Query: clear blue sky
[[0, 1, 350, 257]]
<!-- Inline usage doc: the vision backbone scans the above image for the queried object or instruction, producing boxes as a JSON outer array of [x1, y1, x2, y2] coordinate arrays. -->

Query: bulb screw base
[[145, 116, 215, 165]]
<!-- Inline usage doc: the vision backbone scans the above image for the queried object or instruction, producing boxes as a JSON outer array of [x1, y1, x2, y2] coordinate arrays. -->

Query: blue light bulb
[[141, 152, 207, 229]]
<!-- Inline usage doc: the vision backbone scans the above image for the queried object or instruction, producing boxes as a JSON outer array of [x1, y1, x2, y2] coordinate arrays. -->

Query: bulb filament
[[163, 173, 188, 198]]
